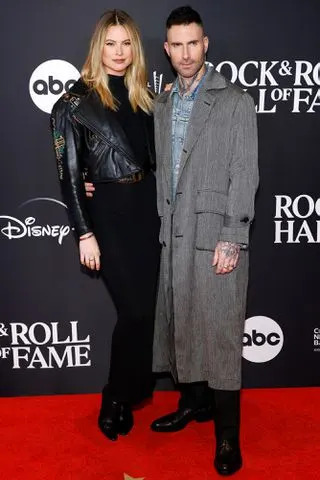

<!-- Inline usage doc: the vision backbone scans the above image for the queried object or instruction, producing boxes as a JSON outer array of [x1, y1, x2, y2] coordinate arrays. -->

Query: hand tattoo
[[217, 241, 240, 260]]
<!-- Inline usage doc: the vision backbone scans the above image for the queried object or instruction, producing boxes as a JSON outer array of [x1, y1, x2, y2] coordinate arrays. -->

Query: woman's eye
[[124, 41, 131, 46], [105, 42, 114, 46]]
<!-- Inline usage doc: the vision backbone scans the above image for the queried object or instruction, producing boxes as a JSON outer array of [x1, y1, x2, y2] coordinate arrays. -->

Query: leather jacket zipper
[[73, 112, 140, 169]]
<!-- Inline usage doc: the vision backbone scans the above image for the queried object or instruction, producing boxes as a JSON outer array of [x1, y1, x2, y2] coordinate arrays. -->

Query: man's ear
[[204, 36, 209, 54], [164, 41, 170, 57]]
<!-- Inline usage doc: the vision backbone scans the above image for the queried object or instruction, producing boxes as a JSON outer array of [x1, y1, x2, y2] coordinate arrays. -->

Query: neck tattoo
[[178, 64, 205, 97]]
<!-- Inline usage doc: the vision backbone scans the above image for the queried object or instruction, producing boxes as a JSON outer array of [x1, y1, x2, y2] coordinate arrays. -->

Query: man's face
[[164, 23, 208, 79]]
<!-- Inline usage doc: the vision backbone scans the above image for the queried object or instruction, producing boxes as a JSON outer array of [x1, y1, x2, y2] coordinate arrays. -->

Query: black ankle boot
[[151, 404, 214, 432], [213, 390, 242, 475], [117, 403, 134, 435], [214, 438, 242, 476], [98, 396, 120, 441], [151, 382, 214, 433]]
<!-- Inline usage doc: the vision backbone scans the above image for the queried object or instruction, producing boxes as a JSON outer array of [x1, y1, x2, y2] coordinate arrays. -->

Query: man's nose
[[182, 45, 190, 60]]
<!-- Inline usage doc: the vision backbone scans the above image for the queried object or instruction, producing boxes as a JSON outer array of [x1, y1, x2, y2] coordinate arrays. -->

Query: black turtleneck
[[108, 74, 151, 169]]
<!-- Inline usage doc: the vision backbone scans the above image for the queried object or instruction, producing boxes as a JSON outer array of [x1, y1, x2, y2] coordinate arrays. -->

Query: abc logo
[[29, 59, 80, 114], [242, 316, 284, 363]]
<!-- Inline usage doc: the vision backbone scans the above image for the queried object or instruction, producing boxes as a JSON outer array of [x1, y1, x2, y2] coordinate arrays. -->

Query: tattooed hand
[[212, 241, 240, 275]]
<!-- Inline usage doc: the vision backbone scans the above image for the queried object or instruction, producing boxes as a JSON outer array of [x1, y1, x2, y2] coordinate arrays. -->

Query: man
[[151, 6, 258, 476]]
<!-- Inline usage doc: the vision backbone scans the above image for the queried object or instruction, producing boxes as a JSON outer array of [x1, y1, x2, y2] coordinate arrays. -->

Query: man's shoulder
[[209, 69, 245, 97]]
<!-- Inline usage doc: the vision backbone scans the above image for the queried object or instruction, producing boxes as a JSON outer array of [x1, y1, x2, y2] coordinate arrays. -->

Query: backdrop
[[1, 0, 319, 396]]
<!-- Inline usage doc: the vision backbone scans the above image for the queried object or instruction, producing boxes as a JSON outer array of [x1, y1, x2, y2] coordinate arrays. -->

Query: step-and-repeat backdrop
[[1, 1, 319, 395]]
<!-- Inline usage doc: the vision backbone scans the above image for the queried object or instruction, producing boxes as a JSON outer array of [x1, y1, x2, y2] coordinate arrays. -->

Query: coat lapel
[[156, 92, 172, 187], [176, 68, 227, 188]]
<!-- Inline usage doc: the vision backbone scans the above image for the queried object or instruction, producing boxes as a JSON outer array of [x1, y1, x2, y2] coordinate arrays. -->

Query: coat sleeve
[[219, 92, 259, 246], [50, 96, 93, 238]]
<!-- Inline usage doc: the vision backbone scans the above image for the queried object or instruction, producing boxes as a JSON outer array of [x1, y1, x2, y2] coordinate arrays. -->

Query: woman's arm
[[51, 95, 93, 237], [50, 96, 100, 270]]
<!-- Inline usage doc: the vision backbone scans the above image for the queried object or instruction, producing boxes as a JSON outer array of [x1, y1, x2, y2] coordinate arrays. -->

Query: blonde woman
[[51, 10, 160, 441]]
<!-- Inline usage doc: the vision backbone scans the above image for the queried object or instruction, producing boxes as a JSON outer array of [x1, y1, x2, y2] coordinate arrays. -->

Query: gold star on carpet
[[123, 474, 145, 480]]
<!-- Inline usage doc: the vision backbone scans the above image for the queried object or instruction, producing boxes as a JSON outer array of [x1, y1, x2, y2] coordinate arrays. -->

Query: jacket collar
[[157, 66, 227, 104], [157, 66, 228, 190]]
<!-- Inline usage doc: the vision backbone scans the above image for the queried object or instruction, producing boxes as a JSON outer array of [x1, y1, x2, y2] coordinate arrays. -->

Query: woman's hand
[[84, 182, 95, 198], [79, 234, 101, 271]]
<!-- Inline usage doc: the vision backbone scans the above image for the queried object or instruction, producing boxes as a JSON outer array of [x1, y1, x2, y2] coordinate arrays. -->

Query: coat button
[[241, 216, 249, 223], [162, 241, 166, 247], [166, 199, 170, 205]]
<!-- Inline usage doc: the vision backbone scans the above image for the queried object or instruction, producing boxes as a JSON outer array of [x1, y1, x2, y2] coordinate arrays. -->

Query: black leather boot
[[98, 398, 120, 441], [213, 390, 242, 475], [151, 382, 214, 432], [151, 404, 214, 432], [214, 438, 242, 476], [117, 403, 134, 435]]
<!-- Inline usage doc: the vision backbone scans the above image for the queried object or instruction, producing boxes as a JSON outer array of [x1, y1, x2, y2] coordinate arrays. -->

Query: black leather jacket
[[50, 79, 155, 237]]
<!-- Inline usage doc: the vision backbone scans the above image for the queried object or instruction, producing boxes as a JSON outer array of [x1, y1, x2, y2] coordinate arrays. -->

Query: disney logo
[[0, 216, 70, 245]]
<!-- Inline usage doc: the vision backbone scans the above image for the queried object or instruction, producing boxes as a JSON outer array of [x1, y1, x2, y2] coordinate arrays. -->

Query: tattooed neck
[[178, 63, 206, 96]]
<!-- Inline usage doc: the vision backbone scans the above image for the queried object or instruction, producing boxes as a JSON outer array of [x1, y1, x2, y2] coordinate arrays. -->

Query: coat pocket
[[194, 190, 227, 251]]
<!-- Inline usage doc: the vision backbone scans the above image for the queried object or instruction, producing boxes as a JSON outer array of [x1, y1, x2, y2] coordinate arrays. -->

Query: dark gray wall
[[0, 1, 319, 395]]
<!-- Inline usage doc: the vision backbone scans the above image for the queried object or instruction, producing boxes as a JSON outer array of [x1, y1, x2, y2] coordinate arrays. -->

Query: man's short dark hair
[[166, 5, 203, 30]]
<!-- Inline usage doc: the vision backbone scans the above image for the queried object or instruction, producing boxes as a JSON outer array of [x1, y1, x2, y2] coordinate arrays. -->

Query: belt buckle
[[118, 170, 144, 184]]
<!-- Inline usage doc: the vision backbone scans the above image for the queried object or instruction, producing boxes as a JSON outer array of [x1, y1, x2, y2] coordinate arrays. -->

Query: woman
[[50, 10, 160, 441]]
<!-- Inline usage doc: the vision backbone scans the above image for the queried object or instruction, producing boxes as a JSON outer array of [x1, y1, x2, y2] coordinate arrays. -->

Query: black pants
[[88, 173, 160, 406], [179, 382, 240, 440]]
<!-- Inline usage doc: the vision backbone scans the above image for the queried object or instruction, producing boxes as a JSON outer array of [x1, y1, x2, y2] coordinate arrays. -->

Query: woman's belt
[[116, 170, 147, 184]]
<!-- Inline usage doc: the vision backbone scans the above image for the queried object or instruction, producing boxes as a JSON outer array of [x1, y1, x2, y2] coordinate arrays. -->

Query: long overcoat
[[153, 67, 259, 390]]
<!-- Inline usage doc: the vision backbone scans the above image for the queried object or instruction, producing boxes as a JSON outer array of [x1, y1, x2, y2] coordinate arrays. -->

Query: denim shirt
[[171, 71, 207, 200]]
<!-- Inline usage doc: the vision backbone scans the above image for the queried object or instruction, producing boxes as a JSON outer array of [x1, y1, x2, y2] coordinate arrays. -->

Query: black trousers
[[88, 173, 160, 406], [179, 382, 240, 440]]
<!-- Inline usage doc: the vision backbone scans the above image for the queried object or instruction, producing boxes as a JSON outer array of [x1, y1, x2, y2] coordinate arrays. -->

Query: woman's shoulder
[[51, 78, 90, 116]]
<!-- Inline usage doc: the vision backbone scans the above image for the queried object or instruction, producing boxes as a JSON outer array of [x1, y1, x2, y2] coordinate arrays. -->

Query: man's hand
[[212, 241, 240, 274], [85, 182, 95, 198]]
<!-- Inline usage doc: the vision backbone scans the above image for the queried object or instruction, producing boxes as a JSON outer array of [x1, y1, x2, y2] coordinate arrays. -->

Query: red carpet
[[1, 388, 320, 480]]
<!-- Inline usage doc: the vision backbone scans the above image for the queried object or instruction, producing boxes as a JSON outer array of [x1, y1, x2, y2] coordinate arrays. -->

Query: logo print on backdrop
[[0, 321, 91, 369], [242, 316, 284, 363], [215, 60, 320, 113], [29, 59, 80, 113], [313, 328, 320, 352], [147, 70, 164, 94], [0, 197, 71, 245], [274, 195, 320, 244]]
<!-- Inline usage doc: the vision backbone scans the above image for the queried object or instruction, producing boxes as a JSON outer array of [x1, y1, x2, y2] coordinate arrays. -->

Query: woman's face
[[102, 25, 133, 76]]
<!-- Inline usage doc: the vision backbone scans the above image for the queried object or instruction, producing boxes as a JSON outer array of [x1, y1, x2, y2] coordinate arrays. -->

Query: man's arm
[[213, 92, 259, 274]]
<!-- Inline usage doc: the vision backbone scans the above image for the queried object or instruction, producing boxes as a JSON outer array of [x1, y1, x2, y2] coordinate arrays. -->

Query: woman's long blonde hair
[[82, 10, 153, 114]]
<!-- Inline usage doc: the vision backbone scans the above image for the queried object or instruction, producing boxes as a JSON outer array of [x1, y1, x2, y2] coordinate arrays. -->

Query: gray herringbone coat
[[153, 67, 259, 390]]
